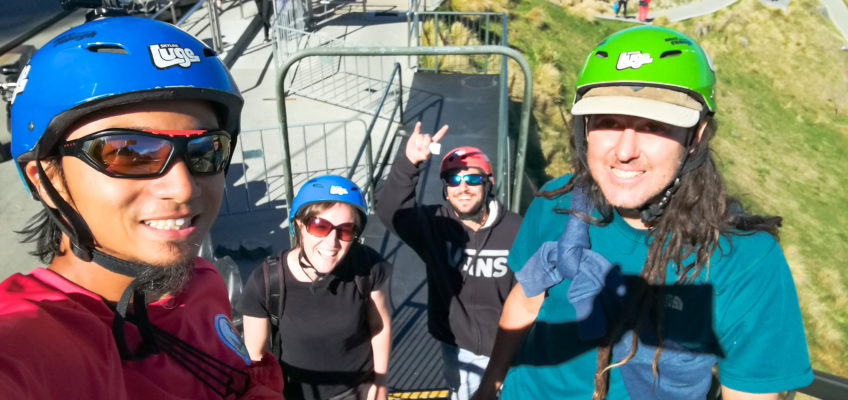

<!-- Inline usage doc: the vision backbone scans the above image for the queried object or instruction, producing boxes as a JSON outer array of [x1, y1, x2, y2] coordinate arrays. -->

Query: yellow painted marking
[[388, 389, 450, 399]]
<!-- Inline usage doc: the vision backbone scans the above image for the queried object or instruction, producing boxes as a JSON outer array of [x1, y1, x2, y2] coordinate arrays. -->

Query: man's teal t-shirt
[[500, 174, 812, 399]]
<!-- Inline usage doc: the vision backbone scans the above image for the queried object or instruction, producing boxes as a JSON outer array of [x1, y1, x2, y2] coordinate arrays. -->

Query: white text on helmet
[[10, 64, 30, 105], [616, 51, 654, 70], [330, 185, 349, 195], [148, 44, 201, 69]]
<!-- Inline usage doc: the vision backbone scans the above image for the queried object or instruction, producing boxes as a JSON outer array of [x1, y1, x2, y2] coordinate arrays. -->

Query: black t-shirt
[[237, 245, 390, 400]]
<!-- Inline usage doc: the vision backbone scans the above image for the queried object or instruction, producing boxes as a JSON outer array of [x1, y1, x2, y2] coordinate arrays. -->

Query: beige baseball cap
[[571, 86, 704, 128]]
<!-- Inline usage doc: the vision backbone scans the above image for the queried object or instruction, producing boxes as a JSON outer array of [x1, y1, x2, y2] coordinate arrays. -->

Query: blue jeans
[[440, 343, 490, 400]]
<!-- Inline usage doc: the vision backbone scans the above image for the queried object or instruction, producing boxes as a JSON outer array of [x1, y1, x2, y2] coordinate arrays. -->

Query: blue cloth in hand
[[514, 187, 626, 339]]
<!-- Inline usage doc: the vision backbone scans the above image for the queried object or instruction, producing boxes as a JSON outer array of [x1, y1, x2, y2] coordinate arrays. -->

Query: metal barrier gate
[[276, 45, 533, 214]]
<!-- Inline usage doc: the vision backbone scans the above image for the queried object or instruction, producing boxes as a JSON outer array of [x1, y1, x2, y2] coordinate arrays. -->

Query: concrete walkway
[[649, 0, 738, 22], [603, 0, 848, 45], [820, 0, 848, 44]]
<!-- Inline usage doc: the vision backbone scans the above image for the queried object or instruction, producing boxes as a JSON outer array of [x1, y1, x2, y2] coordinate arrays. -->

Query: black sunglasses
[[59, 128, 232, 178], [445, 173, 485, 187]]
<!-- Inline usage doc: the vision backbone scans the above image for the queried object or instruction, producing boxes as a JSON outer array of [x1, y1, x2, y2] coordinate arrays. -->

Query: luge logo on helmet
[[148, 43, 201, 69], [616, 51, 653, 70], [330, 185, 349, 196], [10, 64, 30, 105]]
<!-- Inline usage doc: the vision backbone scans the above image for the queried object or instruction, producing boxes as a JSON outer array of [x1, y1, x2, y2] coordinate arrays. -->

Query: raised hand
[[404, 121, 449, 165]]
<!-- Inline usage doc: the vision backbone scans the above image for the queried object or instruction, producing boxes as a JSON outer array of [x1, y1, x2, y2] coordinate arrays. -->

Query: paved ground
[[0, 10, 87, 280], [820, 0, 848, 43]]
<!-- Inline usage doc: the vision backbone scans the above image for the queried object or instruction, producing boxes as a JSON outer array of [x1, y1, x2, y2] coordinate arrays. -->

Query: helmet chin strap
[[34, 154, 161, 359], [637, 126, 709, 225]]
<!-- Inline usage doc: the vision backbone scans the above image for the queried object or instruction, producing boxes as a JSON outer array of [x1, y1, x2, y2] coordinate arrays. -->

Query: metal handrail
[[148, 0, 223, 52], [405, 11, 511, 199], [410, 12, 507, 73], [149, 0, 180, 23], [176, 0, 208, 26], [277, 45, 533, 214], [785, 369, 848, 399], [346, 62, 405, 209]]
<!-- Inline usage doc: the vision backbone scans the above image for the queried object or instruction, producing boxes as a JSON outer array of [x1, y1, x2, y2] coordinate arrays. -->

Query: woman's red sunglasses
[[304, 217, 357, 242], [59, 128, 232, 178]]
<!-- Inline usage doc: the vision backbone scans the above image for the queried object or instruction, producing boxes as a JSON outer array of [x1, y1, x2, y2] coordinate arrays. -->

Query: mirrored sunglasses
[[59, 128, 232, 178], [304, 217, 357, 242], [445, 173, 485, 187]]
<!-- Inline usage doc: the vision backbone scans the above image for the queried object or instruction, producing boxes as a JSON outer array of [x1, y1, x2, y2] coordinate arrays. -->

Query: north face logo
[[616, 51, 653, 70], [149, 44, 200, 69]]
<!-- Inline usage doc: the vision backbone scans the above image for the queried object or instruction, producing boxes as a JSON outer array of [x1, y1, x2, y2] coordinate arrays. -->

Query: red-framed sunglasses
[[303, 217, 358, 242], [58, 128, 232, 178]]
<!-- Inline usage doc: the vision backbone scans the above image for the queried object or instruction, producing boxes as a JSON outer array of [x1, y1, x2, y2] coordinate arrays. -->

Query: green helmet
[[570, 26, 717, 223], [574, 25, 716, 114]]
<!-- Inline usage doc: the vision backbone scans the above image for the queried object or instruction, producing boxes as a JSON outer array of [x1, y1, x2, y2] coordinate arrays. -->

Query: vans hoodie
[[377, 155, 520, 356]]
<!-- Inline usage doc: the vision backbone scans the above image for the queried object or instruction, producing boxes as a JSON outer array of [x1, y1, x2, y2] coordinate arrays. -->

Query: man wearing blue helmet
[[0, 17, 283, 399], [237, 175, 392, 400]]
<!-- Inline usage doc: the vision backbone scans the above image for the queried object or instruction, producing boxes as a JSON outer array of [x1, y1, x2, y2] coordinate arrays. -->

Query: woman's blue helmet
[[289, 175, 367, 228], [10, 16, 243, 192]]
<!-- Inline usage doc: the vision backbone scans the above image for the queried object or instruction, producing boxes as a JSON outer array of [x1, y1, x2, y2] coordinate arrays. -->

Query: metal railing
[[148, 0, 225, 52], [347, 62, 405, 208], [409, 12, 507, 74], [220, 119, 369, 215], [272, 25, 412, 123], [277, 45, 533, 214], [786, 369, 848, 399], [149, 0, 181, 23], [405, 10, 511, 202]]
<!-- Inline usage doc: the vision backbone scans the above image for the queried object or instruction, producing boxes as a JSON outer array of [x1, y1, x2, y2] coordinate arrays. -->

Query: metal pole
[[495, 15, 509, 205], [207, 0, 223, 53], [277, 45, 532, 214]]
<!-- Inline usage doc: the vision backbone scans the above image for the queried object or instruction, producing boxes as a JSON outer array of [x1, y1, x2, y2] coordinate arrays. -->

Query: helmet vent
[[660, 50, 682, 58], [203, 48, 217, 57], [594, 51, 608, 59], [87, 44, 128, 54]]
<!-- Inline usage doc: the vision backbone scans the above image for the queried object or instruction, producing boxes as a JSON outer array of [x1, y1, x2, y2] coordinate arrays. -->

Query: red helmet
[[440, 146, 493, 183]]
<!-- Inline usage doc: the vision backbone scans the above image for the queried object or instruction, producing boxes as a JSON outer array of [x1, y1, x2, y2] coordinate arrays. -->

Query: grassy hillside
[[447, 0, 848, 376]]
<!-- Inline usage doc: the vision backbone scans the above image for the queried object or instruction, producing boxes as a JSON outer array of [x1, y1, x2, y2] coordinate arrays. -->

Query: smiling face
[[296, 202, 357, 274], [54, 100, 224, 268], [585, 114, 693, 216], [444, 168, 487, 216]]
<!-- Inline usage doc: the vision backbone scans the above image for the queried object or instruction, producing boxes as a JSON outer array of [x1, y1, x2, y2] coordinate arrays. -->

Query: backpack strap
[[352, 246, 377, 300], [261, 251, 286, 358]]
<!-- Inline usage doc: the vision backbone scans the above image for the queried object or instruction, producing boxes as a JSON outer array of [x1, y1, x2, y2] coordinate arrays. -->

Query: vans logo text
[[616, 51, 653, 70], [149, 44, 200, 69]]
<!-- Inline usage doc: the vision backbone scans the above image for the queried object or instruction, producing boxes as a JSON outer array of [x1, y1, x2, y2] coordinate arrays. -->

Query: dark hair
[[16, 159, 69, 264], [540, 117, 782, 399], [290, 201, 364, 248]]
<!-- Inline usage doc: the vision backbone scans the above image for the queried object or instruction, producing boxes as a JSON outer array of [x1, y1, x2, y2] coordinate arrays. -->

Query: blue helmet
[[289, 175, 367, 228], [10, 16, 242, 191]]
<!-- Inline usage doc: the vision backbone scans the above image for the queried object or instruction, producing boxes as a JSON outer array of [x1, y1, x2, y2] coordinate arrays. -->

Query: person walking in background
[[472, 25, 812, 400], [254, 0, 273, 41], [377, 123, 521, 400], [637, 0, 650, 21], [0, 16, 283, 398], [615, 0, 628, 18], [238, 176, 392, 400]]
